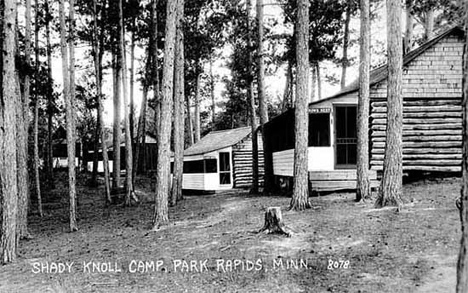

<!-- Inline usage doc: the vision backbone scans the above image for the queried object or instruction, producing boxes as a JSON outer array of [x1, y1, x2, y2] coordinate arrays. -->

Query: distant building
[[175, 127, 264, 191]]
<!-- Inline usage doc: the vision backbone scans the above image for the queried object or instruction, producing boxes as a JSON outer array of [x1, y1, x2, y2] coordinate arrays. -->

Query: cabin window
[[219, 152, 231, 184], [180, 159, 218, 173], [204, 159, 217, 173], [308, 113, 330, 147], [183, 160, 205, 173]]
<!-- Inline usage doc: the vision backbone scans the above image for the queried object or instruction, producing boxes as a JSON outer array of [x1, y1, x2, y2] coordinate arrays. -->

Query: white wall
[[273, 147, 335, 177]]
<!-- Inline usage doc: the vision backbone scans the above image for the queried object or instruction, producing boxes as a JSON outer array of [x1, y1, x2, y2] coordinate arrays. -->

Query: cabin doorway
[[219, 152, 231, 185], [335, 105, 357, 169]]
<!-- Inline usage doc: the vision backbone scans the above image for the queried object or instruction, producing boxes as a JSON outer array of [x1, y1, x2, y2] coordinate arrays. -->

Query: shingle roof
[[325, 25, 464, 101], [184, 126, 252, 156]]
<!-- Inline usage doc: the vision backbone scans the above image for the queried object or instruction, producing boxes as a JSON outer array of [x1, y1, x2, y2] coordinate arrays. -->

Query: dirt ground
[[0, 173, 462, 293]]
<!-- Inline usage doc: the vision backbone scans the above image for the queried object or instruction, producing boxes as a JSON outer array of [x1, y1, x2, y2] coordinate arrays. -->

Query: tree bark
[[112, 52, 122, 190], [404, 0, 413, 54], [258, 0, 272, 195], [130, 20, 136, 162], [186, 94, 194, 146], [194, 70, 201, 143], [310, 63, 316, 103], [456, 2, 468, 291], [290, 0, 311, 211], [60, 0, 78, 231], [118, 0, 136, 206], [282, 59, 292, 111], [152, 0, 178, 229], [316, 61, 322, 101], [210, 58, 216, 126], [425, 8, 434, 41], [340, 1, 352, 89], [134, 44, 152, 178], [92, 0, 111, 203], [34, 0, 42, 217], [1, 0, 18, 263], [247, 0, 259, 194], [258, 207, 291, 236], [45, 0, 53, 181], [375, 0, 403, 210], [356, 0, 371, 202], [16, 0, 33, 240], [171, 0, 185, 206]]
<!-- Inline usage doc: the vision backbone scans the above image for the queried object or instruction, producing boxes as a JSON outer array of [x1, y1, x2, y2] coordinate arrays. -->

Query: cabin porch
[[309, 169, 379, 193]]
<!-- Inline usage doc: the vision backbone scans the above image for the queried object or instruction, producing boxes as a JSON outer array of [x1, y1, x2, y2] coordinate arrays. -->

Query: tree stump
[[258, 207, 291, 237]]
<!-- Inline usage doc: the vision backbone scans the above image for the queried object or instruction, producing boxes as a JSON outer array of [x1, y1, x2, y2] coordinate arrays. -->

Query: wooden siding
[[370, 33, 464, 173], [309, 170, 379, 192], [182, 174, 205, 190], [232, 133, 264, 188]]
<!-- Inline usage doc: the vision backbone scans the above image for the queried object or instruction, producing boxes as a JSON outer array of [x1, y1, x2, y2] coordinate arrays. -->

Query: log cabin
[[264, 25, 464, 192], [263, 93, 379, 193], [333, 25, 465, 174], [176, 126, 264, 191]]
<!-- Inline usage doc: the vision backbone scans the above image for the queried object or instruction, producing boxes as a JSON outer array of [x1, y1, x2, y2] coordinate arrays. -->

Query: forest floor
[[0, 172, 461, 293]]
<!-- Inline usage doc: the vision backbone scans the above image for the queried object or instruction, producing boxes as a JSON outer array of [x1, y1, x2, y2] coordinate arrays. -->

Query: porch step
[[309, 170, 379, 192]]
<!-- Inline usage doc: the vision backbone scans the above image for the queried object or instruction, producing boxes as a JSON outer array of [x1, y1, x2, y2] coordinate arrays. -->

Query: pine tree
[[1, 0, 19, 264], [152, 0, 178, 229], [171, 0, 185, 206], [356, 0, 371, 202], [375, 0, 403, 209], [290, 0, 311, 211], [456, 2, 468, 291]]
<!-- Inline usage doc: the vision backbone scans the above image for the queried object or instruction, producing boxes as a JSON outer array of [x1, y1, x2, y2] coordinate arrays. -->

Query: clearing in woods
[[0, 173, 460, 292]]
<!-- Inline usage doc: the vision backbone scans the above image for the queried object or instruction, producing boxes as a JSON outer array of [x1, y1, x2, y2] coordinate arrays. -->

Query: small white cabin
[[177, 127, 263, 191]]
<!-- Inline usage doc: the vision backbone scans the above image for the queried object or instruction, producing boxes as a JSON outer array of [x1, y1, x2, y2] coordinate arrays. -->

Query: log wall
[[232, 132, 265, 188], [370, 33, 464, 173]]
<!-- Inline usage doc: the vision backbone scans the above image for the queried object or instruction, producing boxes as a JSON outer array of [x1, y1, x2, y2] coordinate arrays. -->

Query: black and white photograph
[[0, 0, 467, 291]]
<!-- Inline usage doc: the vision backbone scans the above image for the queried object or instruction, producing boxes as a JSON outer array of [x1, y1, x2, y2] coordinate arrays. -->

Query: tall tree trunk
[[290, 0, 311, 211], [1, 0, 18, 263], [34, 0, 43, 217], [210, 58, 216, 126], [316, 61, 322, 100], [152, 0, 178, 229], [93, 0, 111, 203], [282, 59, 292, 111], [129, 18, 136, 166], [186, 95, 194, 146], [171, 0, 185, 206], [247, 0, 259, 194], [91, 114, 100, 184], [425, 8, 434, 41], [45, 0, 53, 181], [340, 1, 351, 89], [194, 70, 201, 143], [404, 0, 413, 54], [61, 0, 78, 231], [356, 0, 371, 202], [16, 0, 32, 240], [456, 2, 468, 291], [375, 0, 403, 209], [134, 50, 153, 178], [112, 51, 122, 190], [119, 0, 136, 206], [152, 0, 160, 165], [257, 0, 272, 195], [310, 63, 316, 103]]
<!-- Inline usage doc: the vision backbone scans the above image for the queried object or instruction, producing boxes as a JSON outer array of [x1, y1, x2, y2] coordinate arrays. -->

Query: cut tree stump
[[258, 207, 292, 237]]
